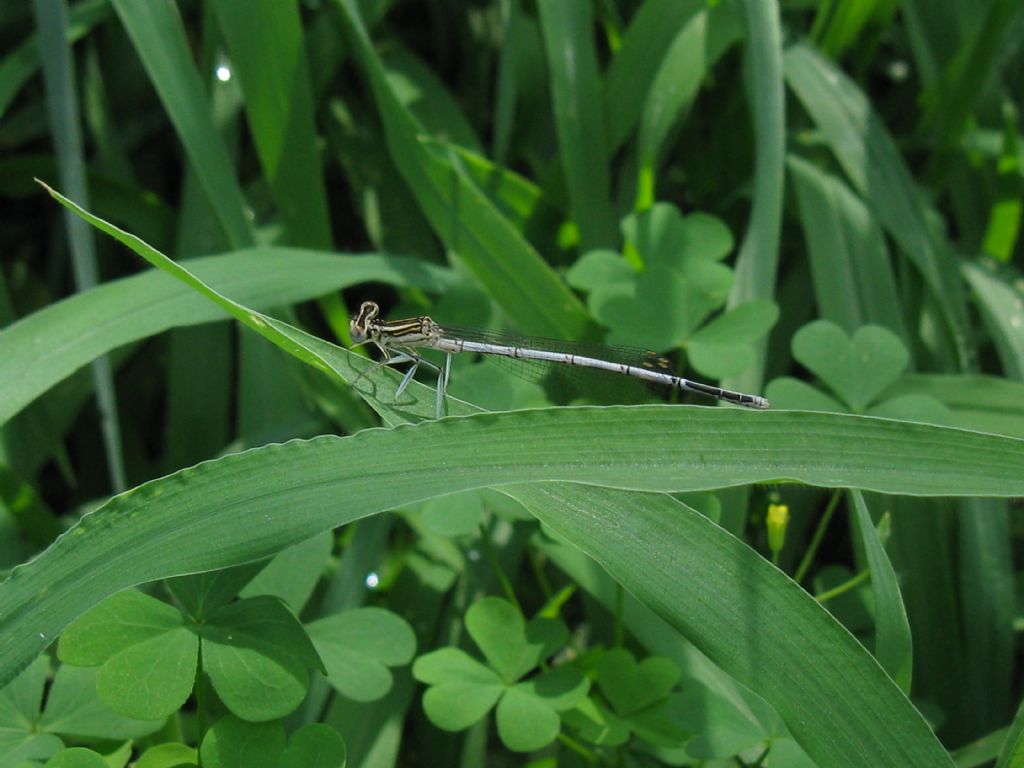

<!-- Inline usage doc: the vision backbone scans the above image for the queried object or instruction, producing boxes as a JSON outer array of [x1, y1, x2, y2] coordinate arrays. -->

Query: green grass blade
[[535, 526, 777, 725], [0, 242, 453, 428], [887, 374, 1024, 438], [36, 182, 460, 424], [996, 696, 1024, 768], [334, 0, 590, 339], [491, 0, 523, 165], [850, 490, 912, 691], [111, 0, 253, 248], [723, 0, 785, 397], [518, 483, 954, 768], [211, 0, 331, 249], [537, 0, 615, 250], [164, 324, 231, 470], [422, 139, 547, 231], [634, 5, 741, 209], [887, 496, 967, 737], [894, 0, 963, 87], [919, 0, 1024, 158], [384, 47, 483, 155], [219, 0, 330, 445], [0, 417, 991, 763], [36, 182, 1024, 501], [958, 497, 1015, 733], [419, 138, 566, 262], [788, 155, 906, 340], [950, 727, 1008, 767], [810, 0, 897, 59], [784, 42, 972, 367], [0, 155, 176, 246], [32, 185, 1024, 495], [32, 0, 126, 491], [2, 404, 1022, 664], [325, 100, 439, 259], [962, 262, 1024, 379], [27, 184, 1024, 762], [0, 0, 111, 120], [13, 188, 1023, 768], [604, 0, 701, 151]]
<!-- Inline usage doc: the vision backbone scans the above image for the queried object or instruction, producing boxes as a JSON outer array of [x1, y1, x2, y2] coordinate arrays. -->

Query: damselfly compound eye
[[350, 301, 380, 343]]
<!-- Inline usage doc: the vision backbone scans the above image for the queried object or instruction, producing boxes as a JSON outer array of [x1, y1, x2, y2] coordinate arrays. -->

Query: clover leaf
[[412, 597, 588, 752], [675, 680, 773, 760], [58, 589, 324, 722], [687, 299, 780, 378], [134, 742, 198, 767], [0, 656, 161, 768], [1, 658, 65, 766], [416, 649, 506, 730], [566, 648, 687, 748], [43, 748, 110, 768], [56, 590, 198, 721], [200, 716, 345, 768], [306, 607, 416, 702], [466, 597, 565, 682], [792, 321, 908, 411], [566, 203, 775, 378], [597, 648, 680, 716], [562, 695, 631, 746], [766, 321, 950, 420], [201, 597, 325, 721]]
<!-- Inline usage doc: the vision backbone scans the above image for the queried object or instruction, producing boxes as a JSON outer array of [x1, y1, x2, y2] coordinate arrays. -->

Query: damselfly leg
[[352, 342, 447, 417]]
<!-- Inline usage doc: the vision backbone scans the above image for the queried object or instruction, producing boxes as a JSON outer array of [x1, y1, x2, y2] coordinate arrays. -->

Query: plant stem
[[794, 489, 843, 584]]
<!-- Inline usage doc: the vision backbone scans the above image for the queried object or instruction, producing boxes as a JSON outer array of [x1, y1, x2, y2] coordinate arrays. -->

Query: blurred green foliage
[[2, 1, 1023, 766]]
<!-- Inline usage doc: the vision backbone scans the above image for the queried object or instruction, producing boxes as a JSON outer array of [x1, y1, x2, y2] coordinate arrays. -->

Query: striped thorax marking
[[351, 301, 443, 349]]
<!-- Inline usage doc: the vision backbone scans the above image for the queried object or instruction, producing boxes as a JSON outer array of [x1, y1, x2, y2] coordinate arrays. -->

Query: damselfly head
[[350, 301, 380, 343]]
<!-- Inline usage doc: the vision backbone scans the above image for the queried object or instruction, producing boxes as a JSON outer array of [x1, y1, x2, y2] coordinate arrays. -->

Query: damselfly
[[349, 301, 770, 416]]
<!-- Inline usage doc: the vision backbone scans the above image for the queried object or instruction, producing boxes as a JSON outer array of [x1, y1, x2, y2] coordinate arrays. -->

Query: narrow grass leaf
[[886, 374, 1024, 438], [384, 47, 483, 154], [537, 0, 615, 249], [996, 696, 1024, 767], [513, 483, 954, 767], [421, 138, 559, 242], [919, 0, 1024, 156], [212, 0, 332, 249], [962, 262, 1024, 379], [849, 490, 912, 691], [326, 99, 441, 258], [635, 4, 741, 206], [784, 42, 971, 367], [723, 0, 785, 397], [0, 227, 452, 426], [32, 0, 125, 490], [111, 0, 253, 248], [958, 497, 1014, 733], [335, 0, 589, 339], [788, 155, 906, 339], [604, 0, 701, 150], [0, 0, 111, 120]]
